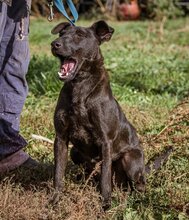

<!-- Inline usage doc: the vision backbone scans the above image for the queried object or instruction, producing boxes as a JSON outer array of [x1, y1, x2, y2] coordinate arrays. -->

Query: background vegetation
[[31, 0, 189, 19], [0, 16, 189, 219]]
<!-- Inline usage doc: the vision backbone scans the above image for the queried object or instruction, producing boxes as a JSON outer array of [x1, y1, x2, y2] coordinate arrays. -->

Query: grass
[[0, 17, 189, 219]]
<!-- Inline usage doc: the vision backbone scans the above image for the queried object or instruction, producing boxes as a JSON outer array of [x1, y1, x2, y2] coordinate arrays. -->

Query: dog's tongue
[[61, 59, 75, 76]]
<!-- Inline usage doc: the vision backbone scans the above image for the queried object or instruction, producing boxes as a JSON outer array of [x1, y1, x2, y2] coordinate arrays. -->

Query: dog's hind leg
[[121, 148, 146, 192], [112, 158, 129, 189]]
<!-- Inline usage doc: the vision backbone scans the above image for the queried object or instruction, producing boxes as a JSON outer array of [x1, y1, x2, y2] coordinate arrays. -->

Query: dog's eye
[[59, 30, 65, 37]]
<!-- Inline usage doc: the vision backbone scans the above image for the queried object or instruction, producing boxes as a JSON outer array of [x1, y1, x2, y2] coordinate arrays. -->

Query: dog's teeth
[[58, 72, 62, 77]]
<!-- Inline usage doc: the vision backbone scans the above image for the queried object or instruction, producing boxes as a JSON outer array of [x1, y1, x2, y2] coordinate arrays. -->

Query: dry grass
[[0, 98, 188, 219]]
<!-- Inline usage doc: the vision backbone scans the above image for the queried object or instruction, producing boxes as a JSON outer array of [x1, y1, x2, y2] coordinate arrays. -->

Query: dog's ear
[[51, 22, 71, 35], [91, 20, 114, 44]]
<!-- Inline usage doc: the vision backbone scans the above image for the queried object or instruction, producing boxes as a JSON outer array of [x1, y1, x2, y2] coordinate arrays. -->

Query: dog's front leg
[[52, 134, 68, 204], [101, 141, 112, 210]]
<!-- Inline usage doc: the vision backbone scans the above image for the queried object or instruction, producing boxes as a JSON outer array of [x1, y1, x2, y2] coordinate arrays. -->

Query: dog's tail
[[145, 146, 173, 174]]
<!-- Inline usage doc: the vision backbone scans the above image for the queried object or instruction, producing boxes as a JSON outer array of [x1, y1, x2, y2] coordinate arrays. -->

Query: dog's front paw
[[48, 191, 60, 207], [102, 199, 111, 211]]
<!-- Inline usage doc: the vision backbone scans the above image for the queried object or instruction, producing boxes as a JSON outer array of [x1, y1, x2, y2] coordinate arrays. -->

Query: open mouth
[[58, 56, 77, 80]]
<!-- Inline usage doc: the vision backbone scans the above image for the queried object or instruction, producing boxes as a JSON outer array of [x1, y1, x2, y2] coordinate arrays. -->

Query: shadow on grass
[[0, 161, 54, 190]]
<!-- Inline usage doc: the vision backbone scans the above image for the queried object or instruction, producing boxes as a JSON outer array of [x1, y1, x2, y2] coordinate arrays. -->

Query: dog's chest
[[68, 107, 94, 145]]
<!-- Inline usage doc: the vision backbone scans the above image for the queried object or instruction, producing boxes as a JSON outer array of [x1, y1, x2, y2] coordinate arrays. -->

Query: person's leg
[[0, 2, 7, 41], [0, 0, 33, 173]]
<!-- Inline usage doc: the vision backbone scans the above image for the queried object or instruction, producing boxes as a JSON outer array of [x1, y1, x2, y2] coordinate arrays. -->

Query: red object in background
[[119, 0, 141, 20]]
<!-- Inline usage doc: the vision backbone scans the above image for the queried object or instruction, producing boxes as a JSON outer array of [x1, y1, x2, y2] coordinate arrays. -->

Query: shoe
[[20, 157, 53, 174], [21, 157, 39, 169], [0, 150, 54, 179], [0, 150, 29, 174]]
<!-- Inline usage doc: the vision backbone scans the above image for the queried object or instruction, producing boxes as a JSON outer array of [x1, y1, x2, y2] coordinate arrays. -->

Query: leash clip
[[54, 0, 78, 25], [48, 1, 54, 22]]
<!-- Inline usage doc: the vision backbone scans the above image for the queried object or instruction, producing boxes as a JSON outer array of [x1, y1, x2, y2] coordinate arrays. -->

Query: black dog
[[51, 20, 172, 209]]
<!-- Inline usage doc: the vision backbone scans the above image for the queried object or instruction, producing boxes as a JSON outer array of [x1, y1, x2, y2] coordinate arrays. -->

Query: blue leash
[[54, 0, 78, 25]]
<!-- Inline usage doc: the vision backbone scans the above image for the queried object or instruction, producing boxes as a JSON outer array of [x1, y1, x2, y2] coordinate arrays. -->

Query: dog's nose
[[51, 41, 62, 49]]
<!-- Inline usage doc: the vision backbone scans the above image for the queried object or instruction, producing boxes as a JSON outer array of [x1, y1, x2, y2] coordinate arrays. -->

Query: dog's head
[[51, 20, 114, 81]]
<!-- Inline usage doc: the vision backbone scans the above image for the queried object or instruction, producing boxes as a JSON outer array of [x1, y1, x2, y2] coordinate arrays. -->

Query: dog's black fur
[[51, 21, 172, 209]]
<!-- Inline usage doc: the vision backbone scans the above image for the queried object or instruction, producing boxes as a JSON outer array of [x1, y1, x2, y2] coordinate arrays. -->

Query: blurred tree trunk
[[31, 0, 80, 17], [31, 0, 49, 16], [105, 0, 118, 17]]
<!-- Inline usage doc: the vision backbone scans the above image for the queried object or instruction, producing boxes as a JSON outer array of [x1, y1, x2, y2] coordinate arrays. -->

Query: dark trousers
[[0, 0, 31, 159]]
